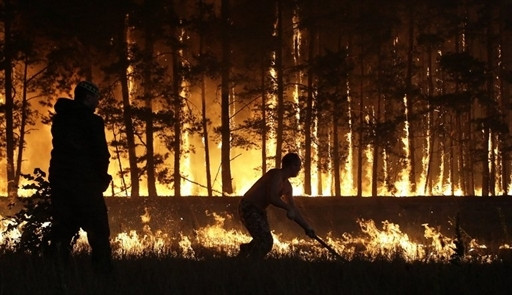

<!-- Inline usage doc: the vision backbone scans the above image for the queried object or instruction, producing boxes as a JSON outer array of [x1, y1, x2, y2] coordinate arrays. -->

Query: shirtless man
[[238, 152, 316, 258]]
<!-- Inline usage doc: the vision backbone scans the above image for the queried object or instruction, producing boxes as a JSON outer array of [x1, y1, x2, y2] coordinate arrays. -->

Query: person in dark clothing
[[238, 152, 316, 259], [48, 80, 113, 272]]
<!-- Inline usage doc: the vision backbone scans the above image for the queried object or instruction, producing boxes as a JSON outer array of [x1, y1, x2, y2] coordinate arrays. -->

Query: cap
[[75, 81, 100, 97]]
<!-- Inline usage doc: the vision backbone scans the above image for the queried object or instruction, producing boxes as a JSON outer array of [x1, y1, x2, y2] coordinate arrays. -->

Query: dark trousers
[[49, 186, 112, 271], [238, 198, 273, 258]]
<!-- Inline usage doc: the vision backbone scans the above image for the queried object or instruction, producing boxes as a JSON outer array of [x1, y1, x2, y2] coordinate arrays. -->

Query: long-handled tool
[[314, 235, 346, 261]]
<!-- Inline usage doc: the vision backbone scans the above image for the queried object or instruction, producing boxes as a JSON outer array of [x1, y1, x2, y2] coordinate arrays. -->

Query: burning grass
[[2, 206, 512, 294], [3, 211, 512, 294], [0, 210, 506, 263]]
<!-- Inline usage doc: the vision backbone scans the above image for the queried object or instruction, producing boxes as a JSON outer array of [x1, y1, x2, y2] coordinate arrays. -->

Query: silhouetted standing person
[[238, 152, 316, 259], [48, 81, 113, 272]]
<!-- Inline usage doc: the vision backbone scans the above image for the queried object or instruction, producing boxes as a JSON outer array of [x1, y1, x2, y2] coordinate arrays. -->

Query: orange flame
[[1, 211, 504, 263]]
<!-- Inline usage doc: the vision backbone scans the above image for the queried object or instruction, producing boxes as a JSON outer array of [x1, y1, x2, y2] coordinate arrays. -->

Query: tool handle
[[314, 235, 345, 261]]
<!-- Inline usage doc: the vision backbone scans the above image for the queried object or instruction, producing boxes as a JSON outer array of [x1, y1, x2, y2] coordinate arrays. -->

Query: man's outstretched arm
[[282, 185, 315, 238]]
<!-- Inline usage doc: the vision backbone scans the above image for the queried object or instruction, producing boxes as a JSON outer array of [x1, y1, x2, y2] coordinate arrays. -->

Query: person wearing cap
[[238, 152, 316, 259], [48, 81, 113, 272]]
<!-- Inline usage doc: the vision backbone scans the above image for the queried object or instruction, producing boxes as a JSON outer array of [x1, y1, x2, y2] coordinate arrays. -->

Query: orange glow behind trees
[[1, 0, 512, 197]]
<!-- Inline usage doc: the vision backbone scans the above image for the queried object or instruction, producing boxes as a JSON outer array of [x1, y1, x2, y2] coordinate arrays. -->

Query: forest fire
[[2, 1, 512, 293], [1, 0, 512, 198]]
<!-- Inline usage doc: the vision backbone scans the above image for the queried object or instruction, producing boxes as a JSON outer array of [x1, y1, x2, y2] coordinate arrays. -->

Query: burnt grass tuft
[[0, 254, 511, 295]]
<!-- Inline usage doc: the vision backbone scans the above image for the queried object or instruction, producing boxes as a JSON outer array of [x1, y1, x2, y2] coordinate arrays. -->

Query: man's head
[[74, 81, 100, 111], [282, 152, 301, 177]]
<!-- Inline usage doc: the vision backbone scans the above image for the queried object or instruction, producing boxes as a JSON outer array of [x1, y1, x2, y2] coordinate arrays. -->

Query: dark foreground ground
[[0, 254, 511, 295]]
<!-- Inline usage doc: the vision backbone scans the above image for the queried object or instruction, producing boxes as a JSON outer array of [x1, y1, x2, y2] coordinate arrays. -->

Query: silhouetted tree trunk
[[200, 74, 213, 196], [332, 93, 342, 197], [455, 114, 465, 194], [485, 2, 498, 196], [172, 56, 182, 197], [482, 122, 490, 196], [119, 16, 140, 197], [143, 7, 157, 197], [274, 0, 284, 168], [357, 56, 364, 197], [304, 26, 315, 195], [481, 4, 494, 197], [466, 111, 475, 195], [171, 30, 183, 197], [405, 5, 417, 194], [260, 66, 268, 176], [497, 12, 510, 195], [198, 0, 213, 197], [449, 113, 457, 196], [421, 35, 436, 195], [14, 59, 42, 191], [372, 49, 383, 197], [3, 0, 16, 198], [317, 121, 327, 195], [14, 60, 29, 192], [221, 0, 233, 194]]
